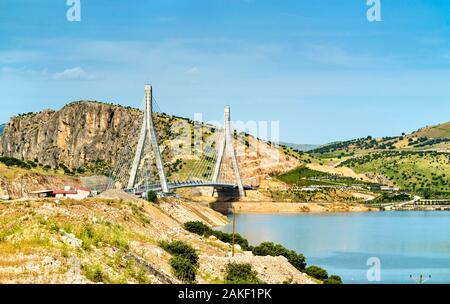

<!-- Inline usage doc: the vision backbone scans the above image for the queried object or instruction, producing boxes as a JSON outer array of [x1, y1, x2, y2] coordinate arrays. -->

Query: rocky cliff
[[0, 102, 143, 169]]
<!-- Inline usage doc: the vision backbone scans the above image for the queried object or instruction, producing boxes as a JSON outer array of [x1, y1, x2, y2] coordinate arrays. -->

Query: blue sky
[[0, 0, 450, 144]]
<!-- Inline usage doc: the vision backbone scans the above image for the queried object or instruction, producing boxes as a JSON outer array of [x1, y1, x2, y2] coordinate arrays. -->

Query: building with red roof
[[53, 186, 90, 199]]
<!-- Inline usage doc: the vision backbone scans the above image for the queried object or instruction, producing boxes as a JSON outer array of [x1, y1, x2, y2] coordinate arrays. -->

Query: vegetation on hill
[[340, 151, 450, 198], [276, 166, 378, 187], [309, 121, 450, 155], [271, 166, 377, 202], [0, 155, 111, 179], [370, 192, 412, 204], [309, 136, 402, 154]]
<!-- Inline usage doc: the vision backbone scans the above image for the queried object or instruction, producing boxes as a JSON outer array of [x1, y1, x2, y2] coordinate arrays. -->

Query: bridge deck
[[129, 181, 253, 193]]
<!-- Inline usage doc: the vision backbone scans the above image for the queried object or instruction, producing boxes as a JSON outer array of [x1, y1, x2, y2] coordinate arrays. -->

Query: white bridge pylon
[[127, 85, 169, 193], [211, 106, 245, 197]]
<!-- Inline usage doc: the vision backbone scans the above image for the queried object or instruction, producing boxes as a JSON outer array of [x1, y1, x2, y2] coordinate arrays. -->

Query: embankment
[[212, 201, 377, 214]]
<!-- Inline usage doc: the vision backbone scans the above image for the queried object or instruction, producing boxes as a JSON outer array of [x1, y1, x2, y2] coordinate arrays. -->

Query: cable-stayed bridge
[[107, 85, 251, 197]]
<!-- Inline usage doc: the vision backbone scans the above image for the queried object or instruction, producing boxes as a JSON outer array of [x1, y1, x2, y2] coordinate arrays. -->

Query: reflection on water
[[218, 211, 450, 284]]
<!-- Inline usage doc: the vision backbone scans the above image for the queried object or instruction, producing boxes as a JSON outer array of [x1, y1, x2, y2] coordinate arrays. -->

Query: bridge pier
[[211, 106, 245, 197], [127, 85, 169, 193], [212, 187, 242, 201]]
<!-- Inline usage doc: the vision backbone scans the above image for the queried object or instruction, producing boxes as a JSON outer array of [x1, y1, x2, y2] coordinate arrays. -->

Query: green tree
[[324, 275, 343, 284], [305, 265, 328, 280], [147, 190, 158, 203]]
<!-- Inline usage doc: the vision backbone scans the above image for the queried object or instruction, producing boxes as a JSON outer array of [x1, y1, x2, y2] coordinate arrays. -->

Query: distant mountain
[[280, 142, 321, 152], [0, 124, 4, 135], [308, 121, 450, 154]]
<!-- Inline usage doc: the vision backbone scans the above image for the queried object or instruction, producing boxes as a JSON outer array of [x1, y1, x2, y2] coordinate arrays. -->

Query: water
[[218, 211, 450, 284]]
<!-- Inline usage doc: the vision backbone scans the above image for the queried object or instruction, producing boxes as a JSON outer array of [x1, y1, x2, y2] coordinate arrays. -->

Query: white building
[[380, 186, 400, 192], [53, 186, 90, 199]]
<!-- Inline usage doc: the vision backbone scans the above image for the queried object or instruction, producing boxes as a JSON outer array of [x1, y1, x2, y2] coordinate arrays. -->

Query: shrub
[[183, 221, 250, 250], [159, 240, 199, 282], [0, 156, 31, 169], [305, 265, 328, 281], [84, 264, 107, 283], [77, 224, 99, 250], [252, 242, 306, 271], [159, 240, 198, 265], [324, 275, 343, 284], [225, 263, 263, 284], [146, 191, 157, 203], [170, 256, 197, 283], [184, 221, 210, 235], [210, 230, 250, 251]]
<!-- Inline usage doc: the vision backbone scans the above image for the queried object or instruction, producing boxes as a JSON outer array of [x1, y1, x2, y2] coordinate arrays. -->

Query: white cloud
[[52, 67, 95, 80], [185, 66, 199, 74]]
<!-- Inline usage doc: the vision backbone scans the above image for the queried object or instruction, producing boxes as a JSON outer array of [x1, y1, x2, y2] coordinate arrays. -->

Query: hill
[[338, 151, 450, 198], [0, 124, 4, 135], [280, 142, 321, 152], [309, 121, 450, 155], [296, 121, 450, 199], [412, 121, 450, 139]]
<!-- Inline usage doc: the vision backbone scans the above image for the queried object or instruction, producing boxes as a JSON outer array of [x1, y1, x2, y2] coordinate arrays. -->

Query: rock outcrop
[[0, 102, 143, 169]]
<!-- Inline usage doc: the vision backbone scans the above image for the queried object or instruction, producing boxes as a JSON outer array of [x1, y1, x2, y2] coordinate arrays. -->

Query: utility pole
[[231, 205, 236, 257], [20, 174, 24, 198], [410, 274, 431, 284]]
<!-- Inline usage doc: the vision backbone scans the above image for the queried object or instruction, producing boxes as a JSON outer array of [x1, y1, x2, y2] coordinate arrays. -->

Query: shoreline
[[211, 201, 379, 214]]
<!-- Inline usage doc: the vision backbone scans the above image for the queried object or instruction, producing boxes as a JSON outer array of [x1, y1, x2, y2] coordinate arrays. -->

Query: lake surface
[[218, 211, 450, 284]]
